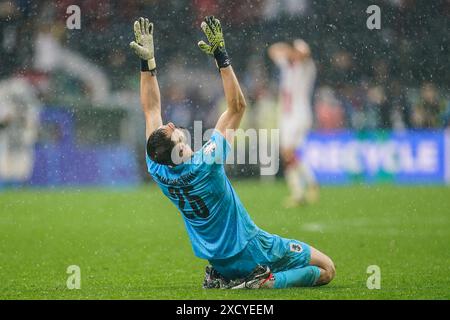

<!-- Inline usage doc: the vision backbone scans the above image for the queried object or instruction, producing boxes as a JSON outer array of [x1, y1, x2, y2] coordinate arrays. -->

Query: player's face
[[166, 122, 193, 162], [162, 122, 188, 147]]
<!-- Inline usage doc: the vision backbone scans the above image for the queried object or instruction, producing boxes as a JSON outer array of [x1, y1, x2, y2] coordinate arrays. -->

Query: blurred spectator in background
[[411, 83, 444, 129], [365, 85, 388, 130], [329, 51, 355, 90], [315, 86, 345, 130], [389, 79, 412, 130], [371, 60, 391, 130], [442, 102, 450, 128]]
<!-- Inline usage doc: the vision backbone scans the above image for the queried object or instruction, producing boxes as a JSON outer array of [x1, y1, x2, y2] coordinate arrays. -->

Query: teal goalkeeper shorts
[[209, 229, 312, 280]]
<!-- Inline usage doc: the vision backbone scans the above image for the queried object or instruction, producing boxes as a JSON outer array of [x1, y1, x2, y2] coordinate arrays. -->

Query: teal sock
[[273, 266, 321, 288]]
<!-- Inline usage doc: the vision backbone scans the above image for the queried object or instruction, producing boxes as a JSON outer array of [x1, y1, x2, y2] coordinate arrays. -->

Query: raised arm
[[130, 18, 162, 139], [268, 42, 292, 67], [215, 66, 246, 142], [140, 72, 162, 139], [197, 16, 246, 143]]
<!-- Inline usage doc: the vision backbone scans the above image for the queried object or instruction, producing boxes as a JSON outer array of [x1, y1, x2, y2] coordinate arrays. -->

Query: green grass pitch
[[0, 182, 449, 299]]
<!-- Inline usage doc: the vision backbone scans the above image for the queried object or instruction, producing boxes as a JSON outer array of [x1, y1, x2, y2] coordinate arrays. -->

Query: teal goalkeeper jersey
[[146, 130, 260, 260]]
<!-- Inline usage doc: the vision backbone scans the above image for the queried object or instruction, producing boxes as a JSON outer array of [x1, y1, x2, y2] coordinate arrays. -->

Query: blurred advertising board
[[300, 131, 450, 184], [0, 108, 139, 187]]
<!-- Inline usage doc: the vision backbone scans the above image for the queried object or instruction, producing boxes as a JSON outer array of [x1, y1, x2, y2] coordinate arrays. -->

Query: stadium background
[[0, 0, 449, 299]]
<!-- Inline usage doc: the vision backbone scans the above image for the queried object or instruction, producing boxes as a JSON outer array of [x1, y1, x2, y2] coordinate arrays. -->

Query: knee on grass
[[316, 259, 336, 286]]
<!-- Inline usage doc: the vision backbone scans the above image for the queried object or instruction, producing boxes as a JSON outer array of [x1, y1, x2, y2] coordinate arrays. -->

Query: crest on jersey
[[203, 141, 217, 155], [290, 243, 303, 253]]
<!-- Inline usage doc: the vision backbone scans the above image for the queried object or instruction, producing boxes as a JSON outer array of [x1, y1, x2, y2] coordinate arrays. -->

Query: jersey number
[[168, 186, 209, 219]]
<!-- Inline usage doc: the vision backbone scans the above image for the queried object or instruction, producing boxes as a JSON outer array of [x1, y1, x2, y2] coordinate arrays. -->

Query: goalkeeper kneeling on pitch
[[130, 15, 335, 289]]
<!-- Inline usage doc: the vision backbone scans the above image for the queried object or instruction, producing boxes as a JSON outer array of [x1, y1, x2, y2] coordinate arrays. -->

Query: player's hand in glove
[[197, 16, 231, 69], [130, 17, 156, 72]]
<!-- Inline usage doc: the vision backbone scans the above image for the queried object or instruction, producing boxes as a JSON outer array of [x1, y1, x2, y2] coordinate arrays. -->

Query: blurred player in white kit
[[269, 40, 318, 207]]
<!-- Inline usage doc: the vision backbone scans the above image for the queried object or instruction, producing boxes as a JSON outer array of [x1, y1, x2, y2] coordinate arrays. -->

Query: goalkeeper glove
[[130, 17, 156, 72], [197, 16, 231, 69]]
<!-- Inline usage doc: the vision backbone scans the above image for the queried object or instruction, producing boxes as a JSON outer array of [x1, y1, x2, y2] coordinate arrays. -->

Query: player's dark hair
[[146, 128, 176, 166]]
